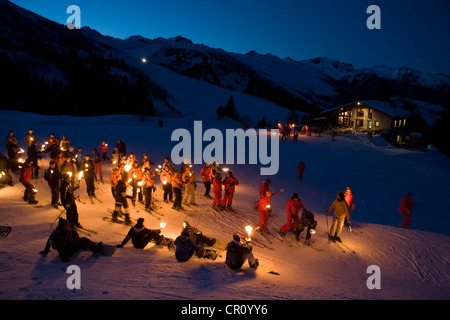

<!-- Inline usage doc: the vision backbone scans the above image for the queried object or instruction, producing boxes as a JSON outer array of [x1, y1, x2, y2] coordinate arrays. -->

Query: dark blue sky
[[10, 0, 450, 74]]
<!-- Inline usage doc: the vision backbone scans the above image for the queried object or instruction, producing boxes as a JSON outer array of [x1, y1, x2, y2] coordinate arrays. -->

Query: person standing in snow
[[44, 160, 61, 207], [160, 165, 173, 203], [171, 169, 183, 211], [296, 161, 306, 181], [24, 128, 36, 148], [174, 228, 217, 262], [255, 191, 271, 234], [98, 141, 109, 163], [142, 166, 156, 211], [60, 173, 81, 228], [325, 192, 350, 243], [82, 155, 96, 197], [116, 139, 126, 159], [116, 218, 174, 250], [200, 163, 213, 198], [398, 193, 415, 229], [92, 148, 103, 183], [211, 172, 223, 210], [344, 186, 355, 228], [0, 153, 13, 186], [111, 171, 132, 224], [221, 171, 239, 210], [19, 159, 38, 204], [225, 233, 259, 270], [278, 193, 304, 237], [27, 140, 41, 179], [128, 160, 142, 206], [182, 166, 197, 206], [5, 130, 19, 173]]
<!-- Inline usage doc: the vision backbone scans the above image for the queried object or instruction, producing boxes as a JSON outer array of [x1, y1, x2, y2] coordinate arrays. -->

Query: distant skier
[[174, 228, 217, 262], [92, 148, 103, 182], [39, 218, 103, 262], [116, 139, 126, 159], [116, 218, 174, 250], [296, 161, 306, 181], [295, 209, 317, 245], [98, 141, 109, 163], [225, 233, 259, 270], [325, 192, 350, 243], [398, 193, 415, 229], [278, 193, 304, 237]]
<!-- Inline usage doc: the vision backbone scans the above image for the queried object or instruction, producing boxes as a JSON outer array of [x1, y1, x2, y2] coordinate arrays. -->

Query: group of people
[[41, 216, 258, 271]]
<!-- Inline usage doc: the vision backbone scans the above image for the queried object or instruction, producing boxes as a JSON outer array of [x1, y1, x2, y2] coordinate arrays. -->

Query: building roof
[[321, 100, 412, 118]]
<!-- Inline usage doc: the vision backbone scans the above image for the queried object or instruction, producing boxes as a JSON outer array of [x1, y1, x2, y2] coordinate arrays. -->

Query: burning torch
[[245, 225, 253, 242]]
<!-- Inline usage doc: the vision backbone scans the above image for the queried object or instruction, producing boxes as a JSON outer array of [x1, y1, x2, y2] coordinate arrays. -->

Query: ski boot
[[249, 259, 259, 270]]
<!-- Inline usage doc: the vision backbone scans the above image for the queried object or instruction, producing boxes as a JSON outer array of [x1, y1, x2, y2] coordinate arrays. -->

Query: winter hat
[[58, 217, 68, 227], [338, 192, 345, 201], [182, 228, 190, 237], [232, 233, 241, 242], [135, 218, 144, 228], [292, 193, 299, 200]]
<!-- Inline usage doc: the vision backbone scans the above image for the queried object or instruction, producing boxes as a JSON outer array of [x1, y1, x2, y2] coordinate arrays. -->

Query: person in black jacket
[[116, 218, 174, 250], [60, 173, 81, 227], [39, 218, 102, 262], [174, 228, 217, 262], [116, 139, 126, 159], [81, 155, 96, 197], [111, 171, 131, 224], [295, 209, 317, 245], [44, 160, 61, 207], [27, 140, 41, 179], [225, 233, 259, 270]]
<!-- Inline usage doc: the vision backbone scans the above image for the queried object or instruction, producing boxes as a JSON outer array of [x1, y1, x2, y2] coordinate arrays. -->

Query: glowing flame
[[32, 188, 38, 193], [124, 164, 132, 172], [222, 168, 229, 172], [160, 222, 166, 229], [137, 181, 144, 186], [67, 172, 72, 177], [245, 225, 253, 241], [78, 171, 84, 180], [310, 229, 316, 235]]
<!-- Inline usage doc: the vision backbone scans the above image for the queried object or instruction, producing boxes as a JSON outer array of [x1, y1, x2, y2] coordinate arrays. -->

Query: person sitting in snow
[[39, 218, 103, 262], [116, 218, 174, 250], [174, 228, 217, 262], [182, 221, 216, 247], [225, 233, 259, 270]]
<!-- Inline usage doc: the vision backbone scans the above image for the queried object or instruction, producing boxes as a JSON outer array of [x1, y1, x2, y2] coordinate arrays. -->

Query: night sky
[[9, 0, 450, 74]]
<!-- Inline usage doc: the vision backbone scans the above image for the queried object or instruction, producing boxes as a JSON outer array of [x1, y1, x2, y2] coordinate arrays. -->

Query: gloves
[[116, 244, 124, 248]]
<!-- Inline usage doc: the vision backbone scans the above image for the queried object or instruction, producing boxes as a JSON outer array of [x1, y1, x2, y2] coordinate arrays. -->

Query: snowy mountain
[[0, 110, 449, 303], [1, 0, 449, 124]]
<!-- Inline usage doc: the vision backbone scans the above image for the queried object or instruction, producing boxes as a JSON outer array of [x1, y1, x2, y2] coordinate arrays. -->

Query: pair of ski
[[0, 226, 12, 238], [327, 233, 357, 254], [89, 195, 103, 204]]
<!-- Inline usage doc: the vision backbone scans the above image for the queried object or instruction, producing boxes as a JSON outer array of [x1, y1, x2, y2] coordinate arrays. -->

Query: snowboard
[[99, 244, 116, 257], [0, 226, 12, 238]]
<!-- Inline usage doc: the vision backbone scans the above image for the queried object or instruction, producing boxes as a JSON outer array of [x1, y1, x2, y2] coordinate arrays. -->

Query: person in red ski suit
[[200, 163, 213, 198], [211, 172, 223, 209], [398, 193, 415, 229], [279, 193, 304, 236], [221, 171, 239, 209], [344, 186, 354, 227], [19, 159, 38, 204], [256, 191, 271, 234], [296, 161, 306, 181]]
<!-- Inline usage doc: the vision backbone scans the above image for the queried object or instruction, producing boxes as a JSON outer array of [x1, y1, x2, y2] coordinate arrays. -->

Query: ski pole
[[50, 207, 67, 228], [325, 212, 330, 243]]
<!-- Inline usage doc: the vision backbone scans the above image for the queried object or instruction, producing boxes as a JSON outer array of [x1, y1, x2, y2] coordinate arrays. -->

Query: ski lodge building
[[320, 100, 412, 134]]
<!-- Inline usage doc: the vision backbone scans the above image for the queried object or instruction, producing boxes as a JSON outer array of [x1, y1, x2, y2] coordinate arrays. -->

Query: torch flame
[[78, 171, 84, 180], [245, 225, 253, 241], [160, 222, 166, 229]]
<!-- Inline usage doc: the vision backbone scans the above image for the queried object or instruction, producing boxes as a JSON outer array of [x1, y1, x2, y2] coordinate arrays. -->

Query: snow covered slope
[[0, 111, 449, 301]]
